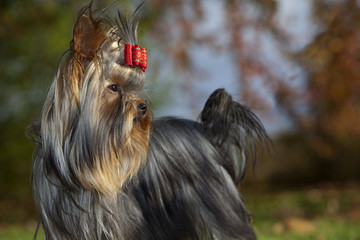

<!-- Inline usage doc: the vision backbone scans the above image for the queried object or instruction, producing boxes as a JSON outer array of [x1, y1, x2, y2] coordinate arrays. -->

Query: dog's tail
[[199, 88, 270, 183]]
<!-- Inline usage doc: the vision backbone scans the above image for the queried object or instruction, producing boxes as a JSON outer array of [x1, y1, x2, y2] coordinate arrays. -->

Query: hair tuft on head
[[114, 2, 144, 45]]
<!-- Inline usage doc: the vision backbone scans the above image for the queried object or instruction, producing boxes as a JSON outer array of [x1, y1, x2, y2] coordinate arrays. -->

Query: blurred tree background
[[0, 0, 88, 225], [0, 0, 359, 237]]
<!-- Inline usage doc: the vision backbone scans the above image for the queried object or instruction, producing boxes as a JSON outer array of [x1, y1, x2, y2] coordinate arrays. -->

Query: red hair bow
[[124, 44, 147, 72]]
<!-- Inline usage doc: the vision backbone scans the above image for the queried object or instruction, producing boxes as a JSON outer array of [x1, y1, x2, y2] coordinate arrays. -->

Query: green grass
[[0, 225, 43, 240], [1, 185, 359, 239], [254, 217, 360, 240], [245, 184, 360, 240]]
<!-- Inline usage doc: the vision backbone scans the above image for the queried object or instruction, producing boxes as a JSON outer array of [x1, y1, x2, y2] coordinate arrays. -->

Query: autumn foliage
[[145, 0, 360, 182]]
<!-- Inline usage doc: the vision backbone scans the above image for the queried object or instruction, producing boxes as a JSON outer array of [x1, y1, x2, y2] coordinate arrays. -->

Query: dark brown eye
[[108, 84, 119, 93]]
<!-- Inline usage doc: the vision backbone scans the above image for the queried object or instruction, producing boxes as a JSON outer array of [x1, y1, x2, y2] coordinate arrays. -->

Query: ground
[[0, 182, 359, 240]]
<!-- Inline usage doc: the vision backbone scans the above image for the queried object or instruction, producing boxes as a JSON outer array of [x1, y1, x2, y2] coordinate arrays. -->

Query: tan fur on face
[[83, 99, 151, 196], [71, 60, 150, 196]]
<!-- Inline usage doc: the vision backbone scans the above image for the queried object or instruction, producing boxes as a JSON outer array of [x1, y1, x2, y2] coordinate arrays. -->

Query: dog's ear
[[72, 14, 106, 64], [62, 11, 107, 106]]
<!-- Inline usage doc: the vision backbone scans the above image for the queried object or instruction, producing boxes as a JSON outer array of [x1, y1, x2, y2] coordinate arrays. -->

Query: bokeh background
[[1, 0, 359, 239]]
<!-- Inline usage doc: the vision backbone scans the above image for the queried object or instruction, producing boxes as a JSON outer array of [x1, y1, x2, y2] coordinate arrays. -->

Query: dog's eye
[[108, 84, 119, 93]]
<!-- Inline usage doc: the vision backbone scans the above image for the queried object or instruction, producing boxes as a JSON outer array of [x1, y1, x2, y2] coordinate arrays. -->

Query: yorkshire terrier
[[28, 3, 270, 240]]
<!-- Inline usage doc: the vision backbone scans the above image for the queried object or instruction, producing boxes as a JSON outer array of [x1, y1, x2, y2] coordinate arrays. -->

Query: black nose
[[137, 103, 147, 115]]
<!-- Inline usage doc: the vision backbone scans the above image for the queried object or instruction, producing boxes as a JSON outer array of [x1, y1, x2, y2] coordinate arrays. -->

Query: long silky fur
[[28, 3, 270, 240]]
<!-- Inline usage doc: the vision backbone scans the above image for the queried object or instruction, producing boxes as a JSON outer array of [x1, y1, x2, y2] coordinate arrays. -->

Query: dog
[[28, 3, 270, 239]]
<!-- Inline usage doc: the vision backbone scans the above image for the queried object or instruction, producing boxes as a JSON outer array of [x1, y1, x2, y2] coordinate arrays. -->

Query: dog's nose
[[137, 103, 147, 115]]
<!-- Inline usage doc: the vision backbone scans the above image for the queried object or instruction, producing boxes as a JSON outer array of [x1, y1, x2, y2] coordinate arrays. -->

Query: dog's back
[[129, 88, 268, 240]]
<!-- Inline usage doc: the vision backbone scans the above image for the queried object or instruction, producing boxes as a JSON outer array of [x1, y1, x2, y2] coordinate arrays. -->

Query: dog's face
[[98, 29, 148, 136], [41, 11, 150, 196]]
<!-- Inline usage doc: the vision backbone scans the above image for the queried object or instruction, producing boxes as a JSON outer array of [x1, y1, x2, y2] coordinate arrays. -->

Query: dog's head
[[39, 5, 150, 196]]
